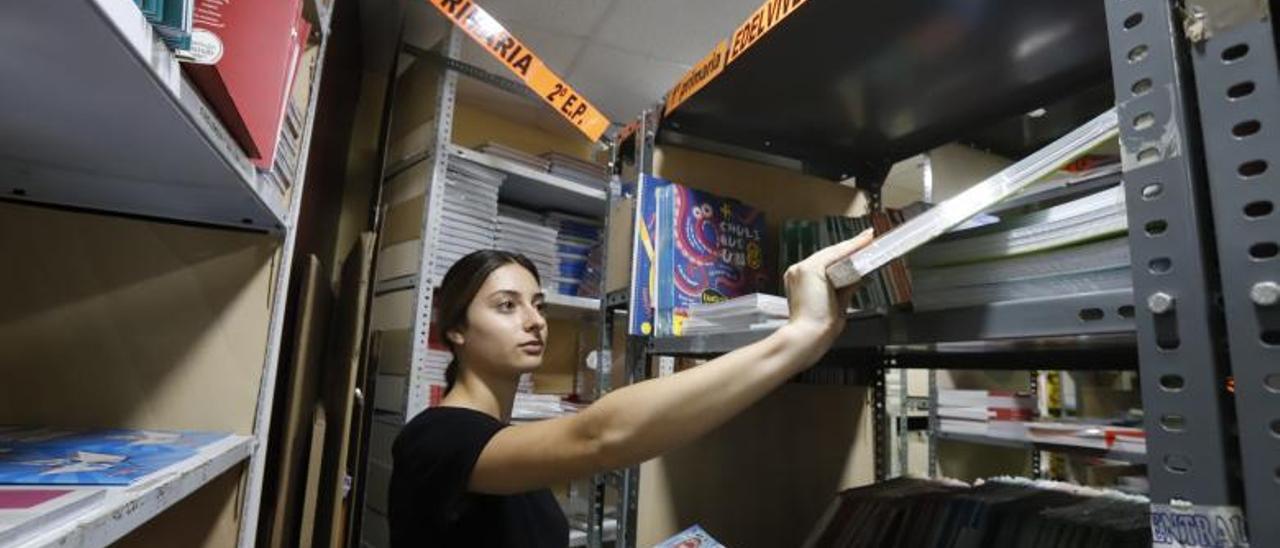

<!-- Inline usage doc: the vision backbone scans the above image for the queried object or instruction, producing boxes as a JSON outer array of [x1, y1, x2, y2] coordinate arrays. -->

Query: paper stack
[[434, 159, 505, 280], [908, 180, 1130, 311], [478, 142, 551, 172], [540, 152, 608, 187], [682, 293, 789, 336], [544, 213, 603, 297], [1026, 421, 1146, 454], [512, 394, 587, 422], [937, 389, 1037, 441], [496, 205, 558, 285]]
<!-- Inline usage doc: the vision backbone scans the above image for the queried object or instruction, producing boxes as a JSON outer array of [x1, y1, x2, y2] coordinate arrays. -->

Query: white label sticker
[[183, 29, 224, 65], [658, 356, 676, 377], [1151, 504, 1249, 547]]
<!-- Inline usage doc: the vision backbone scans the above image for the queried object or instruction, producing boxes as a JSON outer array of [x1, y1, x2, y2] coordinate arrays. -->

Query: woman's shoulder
[[394, 407, 504, 456]]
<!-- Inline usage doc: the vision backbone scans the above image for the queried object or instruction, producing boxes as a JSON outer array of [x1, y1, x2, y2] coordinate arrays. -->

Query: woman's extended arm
[[469, 230, 873, 495]]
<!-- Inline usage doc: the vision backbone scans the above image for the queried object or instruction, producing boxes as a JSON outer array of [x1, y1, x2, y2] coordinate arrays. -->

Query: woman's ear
[[447, 330, 465, 347]]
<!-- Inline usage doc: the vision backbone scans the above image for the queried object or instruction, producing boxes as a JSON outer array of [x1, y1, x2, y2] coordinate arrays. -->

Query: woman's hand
[[783, 228, 875, 346]]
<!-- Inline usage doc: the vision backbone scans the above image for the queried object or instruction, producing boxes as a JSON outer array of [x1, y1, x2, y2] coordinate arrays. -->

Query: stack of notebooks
[[908, 175, 1130, 312], [1026, 421, 1146, 455], [263, 34, 320, 195], [783, 210, 914, 312], [478, 142, 552, 172], [541, 152, 608, 187], [682, 293, 789, 336], [938, 389, 1037, 441], [134, 0, 193, 50], [433, 159, 506, 280], [0, 426, 233, 543], [544, 213, 604, 297], [805, 477, 1151, 547], [496, 205, 559, 284]]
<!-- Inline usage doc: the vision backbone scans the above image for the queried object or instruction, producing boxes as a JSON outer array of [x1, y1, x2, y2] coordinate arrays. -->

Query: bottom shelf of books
[[0, 427, 252, 548]]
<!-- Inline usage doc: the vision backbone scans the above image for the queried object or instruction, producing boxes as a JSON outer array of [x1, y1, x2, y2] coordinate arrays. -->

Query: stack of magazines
[[805, 477, 1151, 547], [433, 159, 505, 280], [478, 142, 552, 172], [496, 205, 558, 285], [682, 294, 789, 336]]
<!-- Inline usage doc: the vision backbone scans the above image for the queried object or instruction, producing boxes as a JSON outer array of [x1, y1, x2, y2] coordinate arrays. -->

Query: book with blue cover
[[0, 427, 228, 486], [654, 525, 725, 548], [654, 183, 767, 337], [627, 175, 672, 335]]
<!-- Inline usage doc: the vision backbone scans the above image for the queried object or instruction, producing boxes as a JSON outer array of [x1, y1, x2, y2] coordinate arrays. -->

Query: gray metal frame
[[1185, 2, 1280, 544], [1104, 0, 1243, 532]]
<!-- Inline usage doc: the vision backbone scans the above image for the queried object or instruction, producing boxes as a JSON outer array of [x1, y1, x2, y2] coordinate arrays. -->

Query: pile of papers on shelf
[[909, 167, 1131, 311], [540, 152, 609, 187], [806, 477, 1152, 547], [937, 388, 1037, 441], [496, 205, 559, 285], [544, 213, 603, 297], [512, 393, 587, 422], [134, 0, 193, 50], [433, 159, 506, 280], [0, 427, 228, 486], [1026, 421, 1146, 454], [682, 293, 789, 336], [478, 142, 552, 172]]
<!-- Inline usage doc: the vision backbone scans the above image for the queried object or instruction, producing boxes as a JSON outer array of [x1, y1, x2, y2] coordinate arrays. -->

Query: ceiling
[[358, 0, 762, 141]]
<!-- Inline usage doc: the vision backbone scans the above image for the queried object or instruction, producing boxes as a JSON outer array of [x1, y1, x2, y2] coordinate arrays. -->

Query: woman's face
[[451, 263, 548, 378]]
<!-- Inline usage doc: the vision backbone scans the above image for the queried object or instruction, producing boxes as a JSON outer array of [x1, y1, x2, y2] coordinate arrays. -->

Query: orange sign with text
[[428, 0, 612, 142], [726, 0, 809, 65], [665, 40, 727, 115]]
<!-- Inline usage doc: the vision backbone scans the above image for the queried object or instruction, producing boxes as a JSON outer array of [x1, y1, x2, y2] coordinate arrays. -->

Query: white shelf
[[449, 145, 608, 218], [0, 0, 288, 230], [568, 517, 618, 547], [11, 434, 254, 548], [544, 293, 601, 320]]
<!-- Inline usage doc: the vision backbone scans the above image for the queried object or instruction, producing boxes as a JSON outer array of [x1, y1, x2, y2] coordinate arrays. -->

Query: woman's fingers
[[803, 228, 875, 270]]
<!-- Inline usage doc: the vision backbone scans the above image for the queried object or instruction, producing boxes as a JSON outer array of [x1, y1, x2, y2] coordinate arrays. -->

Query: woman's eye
[[497, 301, 515, 311], [535, 302, 546, 312]]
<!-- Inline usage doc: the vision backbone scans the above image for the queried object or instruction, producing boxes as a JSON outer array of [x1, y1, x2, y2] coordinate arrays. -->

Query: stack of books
[[1026, 421, 1146, 454], [134, 0, 193, 50], [544, 213, 604, 297], [496, 205, 558, 284], [433, 159, 506, 280], [540, 152, 609, 187], [682, 293, 789, 336], [782, 210, 914, 312], [937, 389, 1037, 441], [908, 175, 1130, 311], [0, 427, 228, 486], [806, 477, 1152, 547], [478, 142, 551, 172], [511, 394, 586, 422]]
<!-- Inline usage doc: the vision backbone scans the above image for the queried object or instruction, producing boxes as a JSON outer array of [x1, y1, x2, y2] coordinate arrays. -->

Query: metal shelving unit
[[935, 431, 1146, 465], [1, 0, 334, 544], [602, 0, 1270, 545], [359, 27, 617, 548]]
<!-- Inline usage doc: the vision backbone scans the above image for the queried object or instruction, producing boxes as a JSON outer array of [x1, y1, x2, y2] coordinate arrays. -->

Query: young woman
[[388, 230, 873, 547]]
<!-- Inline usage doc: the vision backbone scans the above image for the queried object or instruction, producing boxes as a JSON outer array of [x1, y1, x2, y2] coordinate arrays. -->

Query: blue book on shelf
[[156, 0, 193, 50], [654, 183, 767, 336], [0, 427, 228, 486], [627, 175, 672, 336], [136, 0, 163, 22]]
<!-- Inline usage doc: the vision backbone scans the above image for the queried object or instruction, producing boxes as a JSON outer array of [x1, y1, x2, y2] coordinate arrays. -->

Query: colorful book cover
[[627, 175, 672, 335], [0, 486, 105, 545], [655, 184, 767, 336], [0, 427, 228, 486], [654, 524, 725, 548]]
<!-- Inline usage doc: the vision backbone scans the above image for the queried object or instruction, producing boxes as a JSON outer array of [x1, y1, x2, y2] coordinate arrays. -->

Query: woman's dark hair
[[436, 249, 541, 392]]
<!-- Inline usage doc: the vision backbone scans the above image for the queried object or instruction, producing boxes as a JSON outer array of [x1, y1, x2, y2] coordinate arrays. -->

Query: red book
[[186, 0, 303, 166]]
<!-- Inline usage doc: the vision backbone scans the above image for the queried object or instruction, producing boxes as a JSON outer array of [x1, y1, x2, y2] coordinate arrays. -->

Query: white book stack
[[540, 152, 608, 187], [496, 205, 559, 284], [937, 389, 1037, 441], [1025, 422, 1146, 454], [512, 393, 586, 422], [0, 486, 105, 546], [909, 181, 1132, 311], [478, 142, 552, 172], [682, 293, 789, 336], [434, 159, 505, 280], [544, 212, 603, 297]]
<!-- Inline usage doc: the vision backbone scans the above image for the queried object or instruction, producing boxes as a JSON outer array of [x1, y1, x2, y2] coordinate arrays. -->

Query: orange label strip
[[726, 0, 809, 65], [428, 0, 612, 142], [664, 40, 727, 115]]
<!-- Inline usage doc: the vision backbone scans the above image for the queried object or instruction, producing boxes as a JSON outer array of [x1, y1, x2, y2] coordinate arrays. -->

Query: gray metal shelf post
[[1103, 0, 1245, 542], [1184, 1, 1280, 544]]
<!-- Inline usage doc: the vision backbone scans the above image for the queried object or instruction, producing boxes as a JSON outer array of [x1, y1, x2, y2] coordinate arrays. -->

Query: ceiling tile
[[591, 0, 757, 65], [567, 45, 689, 121], [476, 0, 618, 39], [457, 21, 588, 80]]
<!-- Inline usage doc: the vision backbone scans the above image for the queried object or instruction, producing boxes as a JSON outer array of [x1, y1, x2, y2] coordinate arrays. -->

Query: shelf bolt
[[1148, 292, 1176, 314], [1250, 281, 1280, 307]]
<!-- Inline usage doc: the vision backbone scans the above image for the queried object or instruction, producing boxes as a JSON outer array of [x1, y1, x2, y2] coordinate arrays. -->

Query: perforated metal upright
[[1103, 0, 1245, 542], [406, 29, 462, 416], [1183, 1, 1280, 544]]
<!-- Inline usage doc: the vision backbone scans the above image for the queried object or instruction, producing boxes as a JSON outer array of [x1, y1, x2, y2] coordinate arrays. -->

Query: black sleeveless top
[[388, 406, 570, 547]]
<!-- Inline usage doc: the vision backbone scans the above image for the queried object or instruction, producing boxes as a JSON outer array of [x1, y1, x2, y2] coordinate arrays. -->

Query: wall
[[636, 146, 874, 547]]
